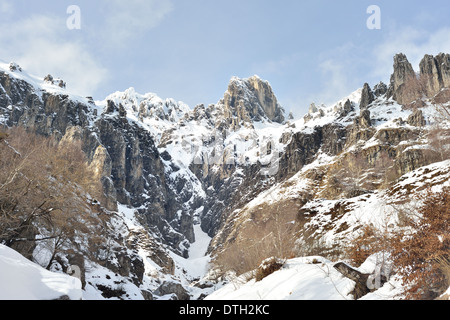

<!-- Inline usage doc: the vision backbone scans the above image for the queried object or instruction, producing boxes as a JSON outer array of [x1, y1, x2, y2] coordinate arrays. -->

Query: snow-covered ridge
[[0, 60, 92, 106]]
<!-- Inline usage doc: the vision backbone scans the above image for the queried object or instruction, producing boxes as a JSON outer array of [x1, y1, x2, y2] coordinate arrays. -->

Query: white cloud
[[0, 14, 108, 97], [317, 59, 354, 105], [101, 0, 174, 44], [312, 42, 365, 107], [312, 25, 450, 109], [0, 0, 13, 15]]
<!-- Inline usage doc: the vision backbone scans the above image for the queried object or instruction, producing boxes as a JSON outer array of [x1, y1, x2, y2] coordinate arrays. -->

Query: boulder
[[334, 262, 370, 299], [154, 281, 190, 300]]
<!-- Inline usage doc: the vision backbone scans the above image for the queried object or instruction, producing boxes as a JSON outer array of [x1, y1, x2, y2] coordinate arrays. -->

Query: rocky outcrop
[[360, 83, 375, 110], [334, 262, 371, 299], [154, 281, 190, 300], [373, 82, 388, 97], [387, 53, 418, 105], [304, 103, 326, 123], [387, 53, 450, 104], [339, 99, 354, 118], [221, 76, 285, 127], [419, 53, 450, 97], [359, 109, 372, 128], [407, 109, 426, 127]]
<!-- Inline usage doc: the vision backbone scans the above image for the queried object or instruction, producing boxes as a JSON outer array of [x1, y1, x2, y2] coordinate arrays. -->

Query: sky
[[1, 0, 450, 118]]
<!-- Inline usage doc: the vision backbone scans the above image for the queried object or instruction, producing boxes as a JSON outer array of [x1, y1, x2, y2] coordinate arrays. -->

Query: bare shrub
[[255, 257, 285, 282], [390, 187, 450, 300]]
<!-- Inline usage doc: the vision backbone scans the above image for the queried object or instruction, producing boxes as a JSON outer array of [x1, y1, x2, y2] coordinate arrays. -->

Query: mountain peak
[[222, 75, 285, 125]]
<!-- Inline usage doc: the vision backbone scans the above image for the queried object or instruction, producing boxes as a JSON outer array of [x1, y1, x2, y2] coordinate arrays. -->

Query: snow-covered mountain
[[0, 53, 449, 300]]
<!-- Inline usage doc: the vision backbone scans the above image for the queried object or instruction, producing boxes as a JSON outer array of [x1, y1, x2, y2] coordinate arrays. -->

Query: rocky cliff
[[387, 53, 418, 105], [221, 75, 285, 127], [419, 53, 450, 97]]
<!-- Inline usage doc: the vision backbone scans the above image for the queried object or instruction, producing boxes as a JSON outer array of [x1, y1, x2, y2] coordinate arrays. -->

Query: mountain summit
[[220, 75, 286, 126]]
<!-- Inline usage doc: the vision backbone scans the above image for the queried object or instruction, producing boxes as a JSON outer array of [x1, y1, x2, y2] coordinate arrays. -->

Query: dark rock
[[340, 99, 354, 118], [360, 83, 375, 110], [154, 281, 190, 300], [360, 109, 372, 128], [407, 109, 426, 127], [9, 63, 22, 73], [373, 82, 388, 97], [141, 290, 154, 300], [334, 262, 370, 299]]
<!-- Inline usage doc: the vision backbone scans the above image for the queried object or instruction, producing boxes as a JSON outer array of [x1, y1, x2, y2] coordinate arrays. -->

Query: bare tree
[[0, 127, 106, 268], [425, 102, 450, 162]]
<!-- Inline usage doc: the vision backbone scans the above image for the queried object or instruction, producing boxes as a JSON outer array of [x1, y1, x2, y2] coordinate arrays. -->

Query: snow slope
[[205, 253, 407, 301], [0, 244, 82, 300], [0, 60, 92, 106], [206, 256, 355, 300]]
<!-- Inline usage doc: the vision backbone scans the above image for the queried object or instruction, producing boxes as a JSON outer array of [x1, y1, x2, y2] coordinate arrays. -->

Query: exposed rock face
[[154, 281, 190, 300], [221, 76, 285, 127], [419, 53, 450, 97], [359, 109, 372, 128], [339, 99, 354, 118], [373, 82, 388, 97], [387, 53, 418, 105], [407, 108, 426, 127], [388, 52, 450, 104], [360, 83, 375, 110], [93, 110, 198, 254], [0, 71, 198, 257]]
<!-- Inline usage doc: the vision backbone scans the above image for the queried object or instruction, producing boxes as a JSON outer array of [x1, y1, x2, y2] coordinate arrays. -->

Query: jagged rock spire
[[360, 83, 375, 110], [419, 53, 450, 97], [386, 53, 417, 105]]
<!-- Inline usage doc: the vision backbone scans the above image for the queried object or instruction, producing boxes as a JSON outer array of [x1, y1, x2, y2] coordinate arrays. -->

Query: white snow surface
[[0, 244, 82, 300], [205, 253, 407, 301], [0, 60, 91, 106], [206, 257, 354, 300]]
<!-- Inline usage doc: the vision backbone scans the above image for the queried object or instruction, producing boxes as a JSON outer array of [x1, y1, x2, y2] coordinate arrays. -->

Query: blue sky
[[1, 0, 450, 117]]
